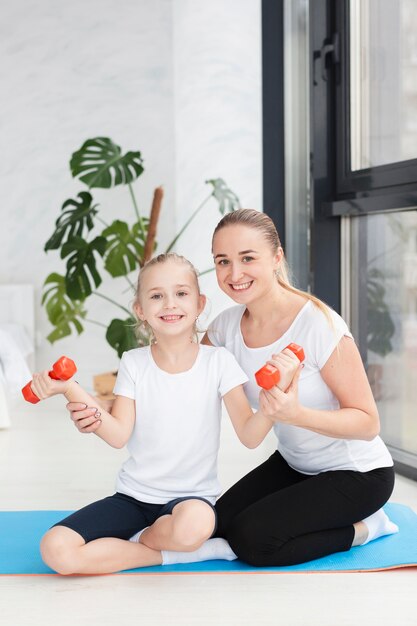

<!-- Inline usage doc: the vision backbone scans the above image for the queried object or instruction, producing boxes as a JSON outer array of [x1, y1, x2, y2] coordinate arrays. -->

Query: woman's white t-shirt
[[207, 301, 393, 475], [113, 344, 248, 504]]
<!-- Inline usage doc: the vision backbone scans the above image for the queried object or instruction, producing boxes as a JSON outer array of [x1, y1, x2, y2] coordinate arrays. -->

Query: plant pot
[[93, 371, 117, 402]]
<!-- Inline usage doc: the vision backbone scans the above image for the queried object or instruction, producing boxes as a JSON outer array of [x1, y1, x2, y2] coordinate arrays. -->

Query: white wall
[[0, 0, 261, 389], [172, 0, 262, 322]]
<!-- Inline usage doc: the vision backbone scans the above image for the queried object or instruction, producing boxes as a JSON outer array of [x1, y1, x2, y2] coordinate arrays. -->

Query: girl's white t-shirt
[[113, 344, 248, 504], [207, 301, 393, 475]]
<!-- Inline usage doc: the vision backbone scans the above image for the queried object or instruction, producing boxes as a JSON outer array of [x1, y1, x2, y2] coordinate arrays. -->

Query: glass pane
[[350, 210, 417, 461], [350, 0, 417, 170]]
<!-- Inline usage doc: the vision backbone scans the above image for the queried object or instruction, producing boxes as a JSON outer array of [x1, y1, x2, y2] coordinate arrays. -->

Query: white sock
[[361, 509, 399, 545], [129, 527, 148, 543], [162, 538, 237, 565]]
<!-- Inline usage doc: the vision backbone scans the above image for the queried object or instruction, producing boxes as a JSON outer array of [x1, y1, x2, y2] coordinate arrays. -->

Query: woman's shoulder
[[299, 299, 348, 328], [199, 345, 246, 384], [207, 304, 245, 346], [295, 300, 353, 366], [199, 343, 232, 357], [209, 304, 245, 330], [199, 343, 240, 365]]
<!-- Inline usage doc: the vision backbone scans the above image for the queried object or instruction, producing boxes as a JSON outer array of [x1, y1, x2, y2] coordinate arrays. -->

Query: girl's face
[[134, 260, 206, 340], [212, 224, 282, 304]]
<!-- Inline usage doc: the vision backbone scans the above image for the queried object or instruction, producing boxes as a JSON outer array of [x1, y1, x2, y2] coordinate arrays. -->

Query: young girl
[[31, 253, 299, 575]]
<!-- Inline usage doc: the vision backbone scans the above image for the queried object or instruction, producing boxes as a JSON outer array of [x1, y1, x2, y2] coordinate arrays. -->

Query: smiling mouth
[[230, 281, 253, 291], [159, 315, 184, 322]]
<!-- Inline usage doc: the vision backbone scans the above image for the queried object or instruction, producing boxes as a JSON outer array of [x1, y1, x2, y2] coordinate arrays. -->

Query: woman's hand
[[67, 403, 101, 434], [66, 399, 113, 433], [259, 364, 303, 424], [266, 347, 302, 392], [30, 371, 70, 400]]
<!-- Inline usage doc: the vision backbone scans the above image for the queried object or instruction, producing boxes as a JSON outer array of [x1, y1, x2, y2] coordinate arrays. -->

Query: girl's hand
[[66, 400, 113, 433], [267, 347, 302, 392], [259, 364, 303, 424], [30, 371, 71, 400]]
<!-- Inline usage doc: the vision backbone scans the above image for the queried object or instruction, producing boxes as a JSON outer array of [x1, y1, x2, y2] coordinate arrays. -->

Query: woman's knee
[[40, 526, 84, 575], [227, 516, 282, 567]]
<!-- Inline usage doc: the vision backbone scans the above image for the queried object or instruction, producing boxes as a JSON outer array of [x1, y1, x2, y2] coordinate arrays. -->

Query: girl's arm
[[223, 386, 273, 448], [260, 336, 380, 440], [223, 348, 301, 448], [29, 373, 135, 449]]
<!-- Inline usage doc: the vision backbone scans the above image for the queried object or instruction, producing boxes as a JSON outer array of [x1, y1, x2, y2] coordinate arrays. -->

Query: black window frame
[[327, 0, 417, 217], [262, 0, 286, 248]]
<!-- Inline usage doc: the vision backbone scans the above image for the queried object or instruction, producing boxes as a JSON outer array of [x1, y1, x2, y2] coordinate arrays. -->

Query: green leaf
[[41, 273, 86, 343], [102, 219, 148, 277], [206, 178, 241, 215], [106, 317, 142, 358], [61, 236, 107, 300], [165, 179, 240, 254], [44, 192, 98, 251], [70, 137, 144, 189], [367, 270, 395, 357]]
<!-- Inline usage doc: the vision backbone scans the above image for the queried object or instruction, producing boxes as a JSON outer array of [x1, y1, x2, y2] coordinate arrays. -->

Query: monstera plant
[[367, 268, 395, 357], [42, 137, 240, 359]]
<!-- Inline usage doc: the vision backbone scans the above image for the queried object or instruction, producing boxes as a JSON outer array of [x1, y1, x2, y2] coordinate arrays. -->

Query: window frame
[[262, 0, 286, 247], [330, 0, 417, 216]]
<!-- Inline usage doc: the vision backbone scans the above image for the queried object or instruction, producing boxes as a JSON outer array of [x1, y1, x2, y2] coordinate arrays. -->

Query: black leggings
[[215, 451, 395, 567]]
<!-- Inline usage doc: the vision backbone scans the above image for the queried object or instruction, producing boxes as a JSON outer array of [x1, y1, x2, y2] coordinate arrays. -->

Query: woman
[[202, 208, 397, 566], [68, 209, 397, 567]]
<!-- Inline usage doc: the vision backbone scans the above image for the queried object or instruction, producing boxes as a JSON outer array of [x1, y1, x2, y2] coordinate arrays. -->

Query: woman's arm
[[223, 348, 301, 448], [30, 373, 135, 448], [260, 336, 380, 441]]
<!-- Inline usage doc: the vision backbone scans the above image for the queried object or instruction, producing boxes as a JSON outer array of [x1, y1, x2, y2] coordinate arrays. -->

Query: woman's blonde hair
[[212, 209, 332, 322], [134, 253, 201, 344]]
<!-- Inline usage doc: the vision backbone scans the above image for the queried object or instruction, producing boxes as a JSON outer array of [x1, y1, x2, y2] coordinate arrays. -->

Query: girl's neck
[[151, 335, 199, 373]]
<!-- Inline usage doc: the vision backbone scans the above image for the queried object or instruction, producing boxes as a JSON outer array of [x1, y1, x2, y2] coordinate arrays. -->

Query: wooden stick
[[142, 186, 164, 265]]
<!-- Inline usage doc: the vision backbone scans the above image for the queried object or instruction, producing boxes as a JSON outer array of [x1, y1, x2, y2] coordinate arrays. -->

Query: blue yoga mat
[[0, 503, 416, 575]]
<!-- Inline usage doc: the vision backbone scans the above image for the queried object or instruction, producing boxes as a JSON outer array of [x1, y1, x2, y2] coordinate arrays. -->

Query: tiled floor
[[1, 401, 416, 626]]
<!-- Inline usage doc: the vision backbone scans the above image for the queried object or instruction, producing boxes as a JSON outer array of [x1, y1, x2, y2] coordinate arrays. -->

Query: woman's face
[[212, 224, 282, 304]]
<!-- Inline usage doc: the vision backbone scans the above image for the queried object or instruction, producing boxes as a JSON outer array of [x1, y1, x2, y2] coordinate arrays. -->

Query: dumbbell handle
[[255, 343, 305, 390], [22, 356, 77, 404]]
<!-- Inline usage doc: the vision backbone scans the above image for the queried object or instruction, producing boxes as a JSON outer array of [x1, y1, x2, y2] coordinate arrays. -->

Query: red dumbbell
[[22, 356, 77, 404], [255, 343, 305, 390]]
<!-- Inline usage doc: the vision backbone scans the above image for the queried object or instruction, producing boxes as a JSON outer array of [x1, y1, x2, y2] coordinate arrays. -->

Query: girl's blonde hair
[[212, 209, 332, 322], [134, 253, 201, 344]]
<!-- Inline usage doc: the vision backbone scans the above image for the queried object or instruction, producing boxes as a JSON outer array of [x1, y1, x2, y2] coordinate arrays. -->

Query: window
[[339, 0, 417, 474], [309, 0, 417, 475], [330, 0, 417, 211], [350, 211, 417, 462]]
